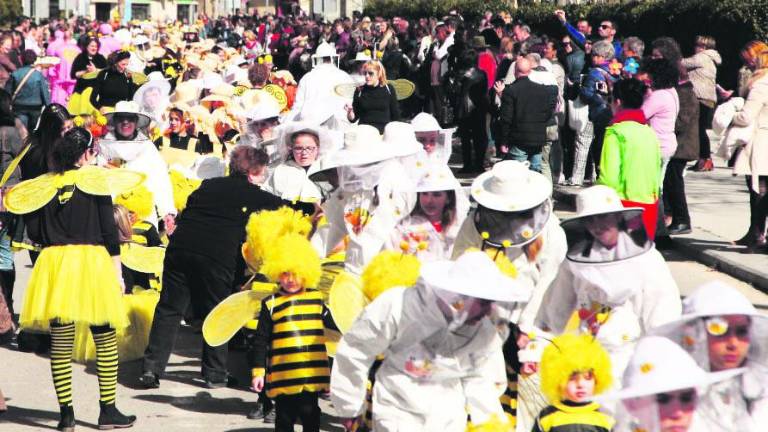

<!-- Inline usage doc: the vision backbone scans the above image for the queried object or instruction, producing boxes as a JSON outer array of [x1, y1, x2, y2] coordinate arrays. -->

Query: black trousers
[[458, 111, 488, 170], [663, 159, 691, 225], [275, 392, 320, 432], [698, 102, 714, 159], [143, 249, 234, 381], [746, 175, 768, 237], [587, 125, 606, 177]]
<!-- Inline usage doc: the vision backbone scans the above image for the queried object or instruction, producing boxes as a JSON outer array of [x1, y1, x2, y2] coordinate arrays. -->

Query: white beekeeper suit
[[292, 41, 353, 117], [331, 251, 533, 431], [535, 186, 681, 382], [309, 123, 423, 274], [98, 102, 176, 223]]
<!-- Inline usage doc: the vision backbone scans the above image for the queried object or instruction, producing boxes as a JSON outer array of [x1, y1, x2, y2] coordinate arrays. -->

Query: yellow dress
[[4, 166, 146, 332]]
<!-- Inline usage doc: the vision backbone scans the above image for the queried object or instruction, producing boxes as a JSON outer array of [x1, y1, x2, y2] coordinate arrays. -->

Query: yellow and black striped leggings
[[50, 321, 119, 406]]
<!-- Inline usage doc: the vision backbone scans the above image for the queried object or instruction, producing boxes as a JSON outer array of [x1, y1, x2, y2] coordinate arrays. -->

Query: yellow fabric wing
[[202, 283, 275, 347], [327, 271, 368, 334], [334, 83, 357, 100], [391, 79, 416, 101], [0, 144, 31, 187], [3, 174, 57, 214], [75, 166, 146, 196], [120, 243, 166, 275]]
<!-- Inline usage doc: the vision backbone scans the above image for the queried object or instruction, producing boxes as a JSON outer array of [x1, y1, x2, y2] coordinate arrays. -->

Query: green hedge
[[363, 0, 768, 88]]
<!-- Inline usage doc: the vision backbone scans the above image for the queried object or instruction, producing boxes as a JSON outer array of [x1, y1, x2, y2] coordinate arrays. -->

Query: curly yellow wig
[[540, 334, 613, 403], [260, 233, 321, 287], [243, 207, 312, 270], [116, 185, 154, 220], [361, 250, 420, 301], [169, 169, 202, 211]]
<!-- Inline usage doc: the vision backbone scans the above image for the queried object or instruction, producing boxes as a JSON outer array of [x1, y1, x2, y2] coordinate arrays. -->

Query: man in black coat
[[140, 146, 315, 389], [499, 57, 557, 173], [452, 49, 490, 173]]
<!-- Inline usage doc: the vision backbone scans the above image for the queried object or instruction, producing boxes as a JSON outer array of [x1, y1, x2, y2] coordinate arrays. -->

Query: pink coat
[[46, 34, 80, 105], [642, 88, 680, 159]]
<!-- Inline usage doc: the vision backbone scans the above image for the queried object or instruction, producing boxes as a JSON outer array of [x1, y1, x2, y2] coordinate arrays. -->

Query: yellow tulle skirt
[[20, 245, 129, 332], [67, 88, 98, 117], [72, 288, 159, 363]]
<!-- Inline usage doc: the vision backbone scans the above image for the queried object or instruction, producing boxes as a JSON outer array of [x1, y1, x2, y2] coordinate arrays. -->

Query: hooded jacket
[[682, 49, 722, 104]]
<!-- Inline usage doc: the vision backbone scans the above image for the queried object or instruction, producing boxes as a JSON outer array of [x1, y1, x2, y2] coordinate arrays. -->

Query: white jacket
[[263, 160, 322, 202], [99, 133, 176, 220], [331, 285, 507, 431], [452, 212, 567, 332], [535, 249, 682, 381], [292, 63, 353, 116]]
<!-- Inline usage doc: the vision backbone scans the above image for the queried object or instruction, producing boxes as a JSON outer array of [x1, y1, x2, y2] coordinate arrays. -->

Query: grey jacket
[[682, 49, 721, 104]]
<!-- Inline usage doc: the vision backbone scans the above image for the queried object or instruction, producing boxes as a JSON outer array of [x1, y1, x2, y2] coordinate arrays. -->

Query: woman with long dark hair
[[6, 127, 138, 431], [19, 103, 73, 181], [89, 50, 139, 111], [68, 36, 107, 116]]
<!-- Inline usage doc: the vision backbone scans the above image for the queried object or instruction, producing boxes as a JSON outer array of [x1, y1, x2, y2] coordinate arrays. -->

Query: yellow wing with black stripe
[[75, 166, 146, 196], [202, 282, 276, 347]]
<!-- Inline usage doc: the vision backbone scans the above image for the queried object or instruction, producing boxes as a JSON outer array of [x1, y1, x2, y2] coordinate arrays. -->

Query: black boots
[[138, 371, 160, 389], [57, 405, 75, 432], [97, 402, 136, 430]]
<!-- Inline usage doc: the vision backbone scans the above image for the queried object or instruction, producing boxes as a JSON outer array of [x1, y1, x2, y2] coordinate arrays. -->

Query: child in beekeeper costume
[[133, 71, 172, 137], [603, 336, 744, 432], [650, 281, 768, 431], [533, 334, 615, 432], [98, 101, 176, 227], [535, 185, 681, 382], [308, 123, 423, 275], [386, 164, 469, 261], [263, 121, 341, 203], [450, 160, 567, 428], [330, 251, 533, 431], [411, 112, 454, 165]]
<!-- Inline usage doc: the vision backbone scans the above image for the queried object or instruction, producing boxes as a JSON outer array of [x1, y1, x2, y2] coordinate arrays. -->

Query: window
[[95, 3, 111, 22], [177, 4, 190, 22], [131, 4, 149, 21]]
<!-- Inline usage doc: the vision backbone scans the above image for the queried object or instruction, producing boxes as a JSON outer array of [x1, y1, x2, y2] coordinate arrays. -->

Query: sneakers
[[97, 402, 136, 430], [138, 371, 160, 389], [57, 405, 75, 432]]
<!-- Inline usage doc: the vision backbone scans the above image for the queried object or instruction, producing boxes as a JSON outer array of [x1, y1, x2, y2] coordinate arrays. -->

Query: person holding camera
[[579, 40, 618, 177]]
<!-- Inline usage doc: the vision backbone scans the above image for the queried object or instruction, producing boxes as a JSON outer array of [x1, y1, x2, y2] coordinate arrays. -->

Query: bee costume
[[5, 163, 144, 430]]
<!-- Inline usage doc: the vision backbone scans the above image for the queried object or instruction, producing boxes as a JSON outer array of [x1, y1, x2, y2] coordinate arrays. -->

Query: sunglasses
[[600, 24, 612, 29], [655, 390, 696, 406], [115, 115, 138, 124]]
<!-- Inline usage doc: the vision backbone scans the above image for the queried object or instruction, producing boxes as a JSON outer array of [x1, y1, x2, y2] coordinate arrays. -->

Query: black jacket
[[89, 68, 139, 109], [500, 76, 557, 149], [674, 81, 701, 161], [352, 84, 400, 134], [168, 176, 314, 270], [453, 67, 490, 121]]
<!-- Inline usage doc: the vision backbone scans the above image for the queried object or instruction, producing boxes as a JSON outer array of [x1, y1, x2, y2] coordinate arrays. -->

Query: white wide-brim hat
[[105, 101, 152, 129], [317, 124, 393, 171], [312, 41, 337, 59], [383, 121, 423, 158], [411, 112, 442, 133], [244, 99, 282, 122], [421, 251, 533, 303], [278, 121, 342, 163], [561, 185, 643, 230], [353, 51, 372, 62], [601, 336, 744, 401], [471, 160, 552, 212], [133, 71, 171, 106], [412, 164, 462, 192]]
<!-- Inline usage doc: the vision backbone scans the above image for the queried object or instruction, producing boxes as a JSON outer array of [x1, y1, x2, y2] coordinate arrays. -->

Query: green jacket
[[598, 117, 661, 203]]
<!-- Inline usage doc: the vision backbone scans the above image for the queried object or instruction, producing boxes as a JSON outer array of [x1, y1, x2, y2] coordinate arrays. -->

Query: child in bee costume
[[115, 185, 163, 291], [533, 334, 615, 432], [4, 128, 143, 431]]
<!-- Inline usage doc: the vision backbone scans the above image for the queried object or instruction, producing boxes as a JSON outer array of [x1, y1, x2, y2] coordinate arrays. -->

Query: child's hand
[[251, 376, 264, 393]]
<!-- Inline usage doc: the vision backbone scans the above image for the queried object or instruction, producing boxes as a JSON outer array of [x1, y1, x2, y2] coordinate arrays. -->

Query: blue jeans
[[506, 145, 542, 172]]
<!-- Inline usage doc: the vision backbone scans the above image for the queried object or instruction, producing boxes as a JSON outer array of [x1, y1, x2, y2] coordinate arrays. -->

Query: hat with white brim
[[420, 251, 533, 302], [383, 121, 423, 158], [471, 160, 552, 212], [105, 101, 152, 129], [560, 185, 643, 231], [314, 124, 392, 172], [600, 336, 744, 401], [133, 71, 171, 106]]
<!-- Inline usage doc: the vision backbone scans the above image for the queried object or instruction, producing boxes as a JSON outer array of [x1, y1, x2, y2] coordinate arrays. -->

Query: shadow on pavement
[[0, 405, 98, 430]]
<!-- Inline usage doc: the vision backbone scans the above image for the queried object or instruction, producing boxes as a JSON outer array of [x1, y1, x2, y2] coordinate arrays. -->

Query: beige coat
[[733, 74, 768, 181]]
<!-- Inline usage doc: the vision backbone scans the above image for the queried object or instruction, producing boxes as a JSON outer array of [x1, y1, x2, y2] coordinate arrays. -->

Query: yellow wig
[[361, 250, 420, 301], [260, 233, 321, 287], [243, 207, 312, 269], [169, 169, 202, 211], [540, 334, 613, 403], [116, 185, 154, 220]]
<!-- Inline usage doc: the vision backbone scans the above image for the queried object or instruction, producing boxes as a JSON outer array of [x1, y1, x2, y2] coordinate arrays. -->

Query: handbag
[[567, 97, 590, 132]]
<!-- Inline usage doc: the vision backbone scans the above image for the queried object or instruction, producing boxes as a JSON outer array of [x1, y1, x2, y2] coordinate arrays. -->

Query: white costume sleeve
[[331, 288, 404, 418], [462, 338, 508, 425], [533, 264, 578, 334], [311, 193, 346, 257], [124, 142, 176, 218], [451, 214, 481, 259], [636, 250, 682, 331]]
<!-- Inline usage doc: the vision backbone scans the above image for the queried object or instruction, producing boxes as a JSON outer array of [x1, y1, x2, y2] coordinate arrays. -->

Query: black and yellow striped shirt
[[251, 288, 333, 398], [533, 401, 614, 432], [131, 220, 161, 247]]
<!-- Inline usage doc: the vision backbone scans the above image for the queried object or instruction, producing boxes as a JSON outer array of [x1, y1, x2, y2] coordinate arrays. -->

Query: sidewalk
[[556, 156, 768, 294]]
